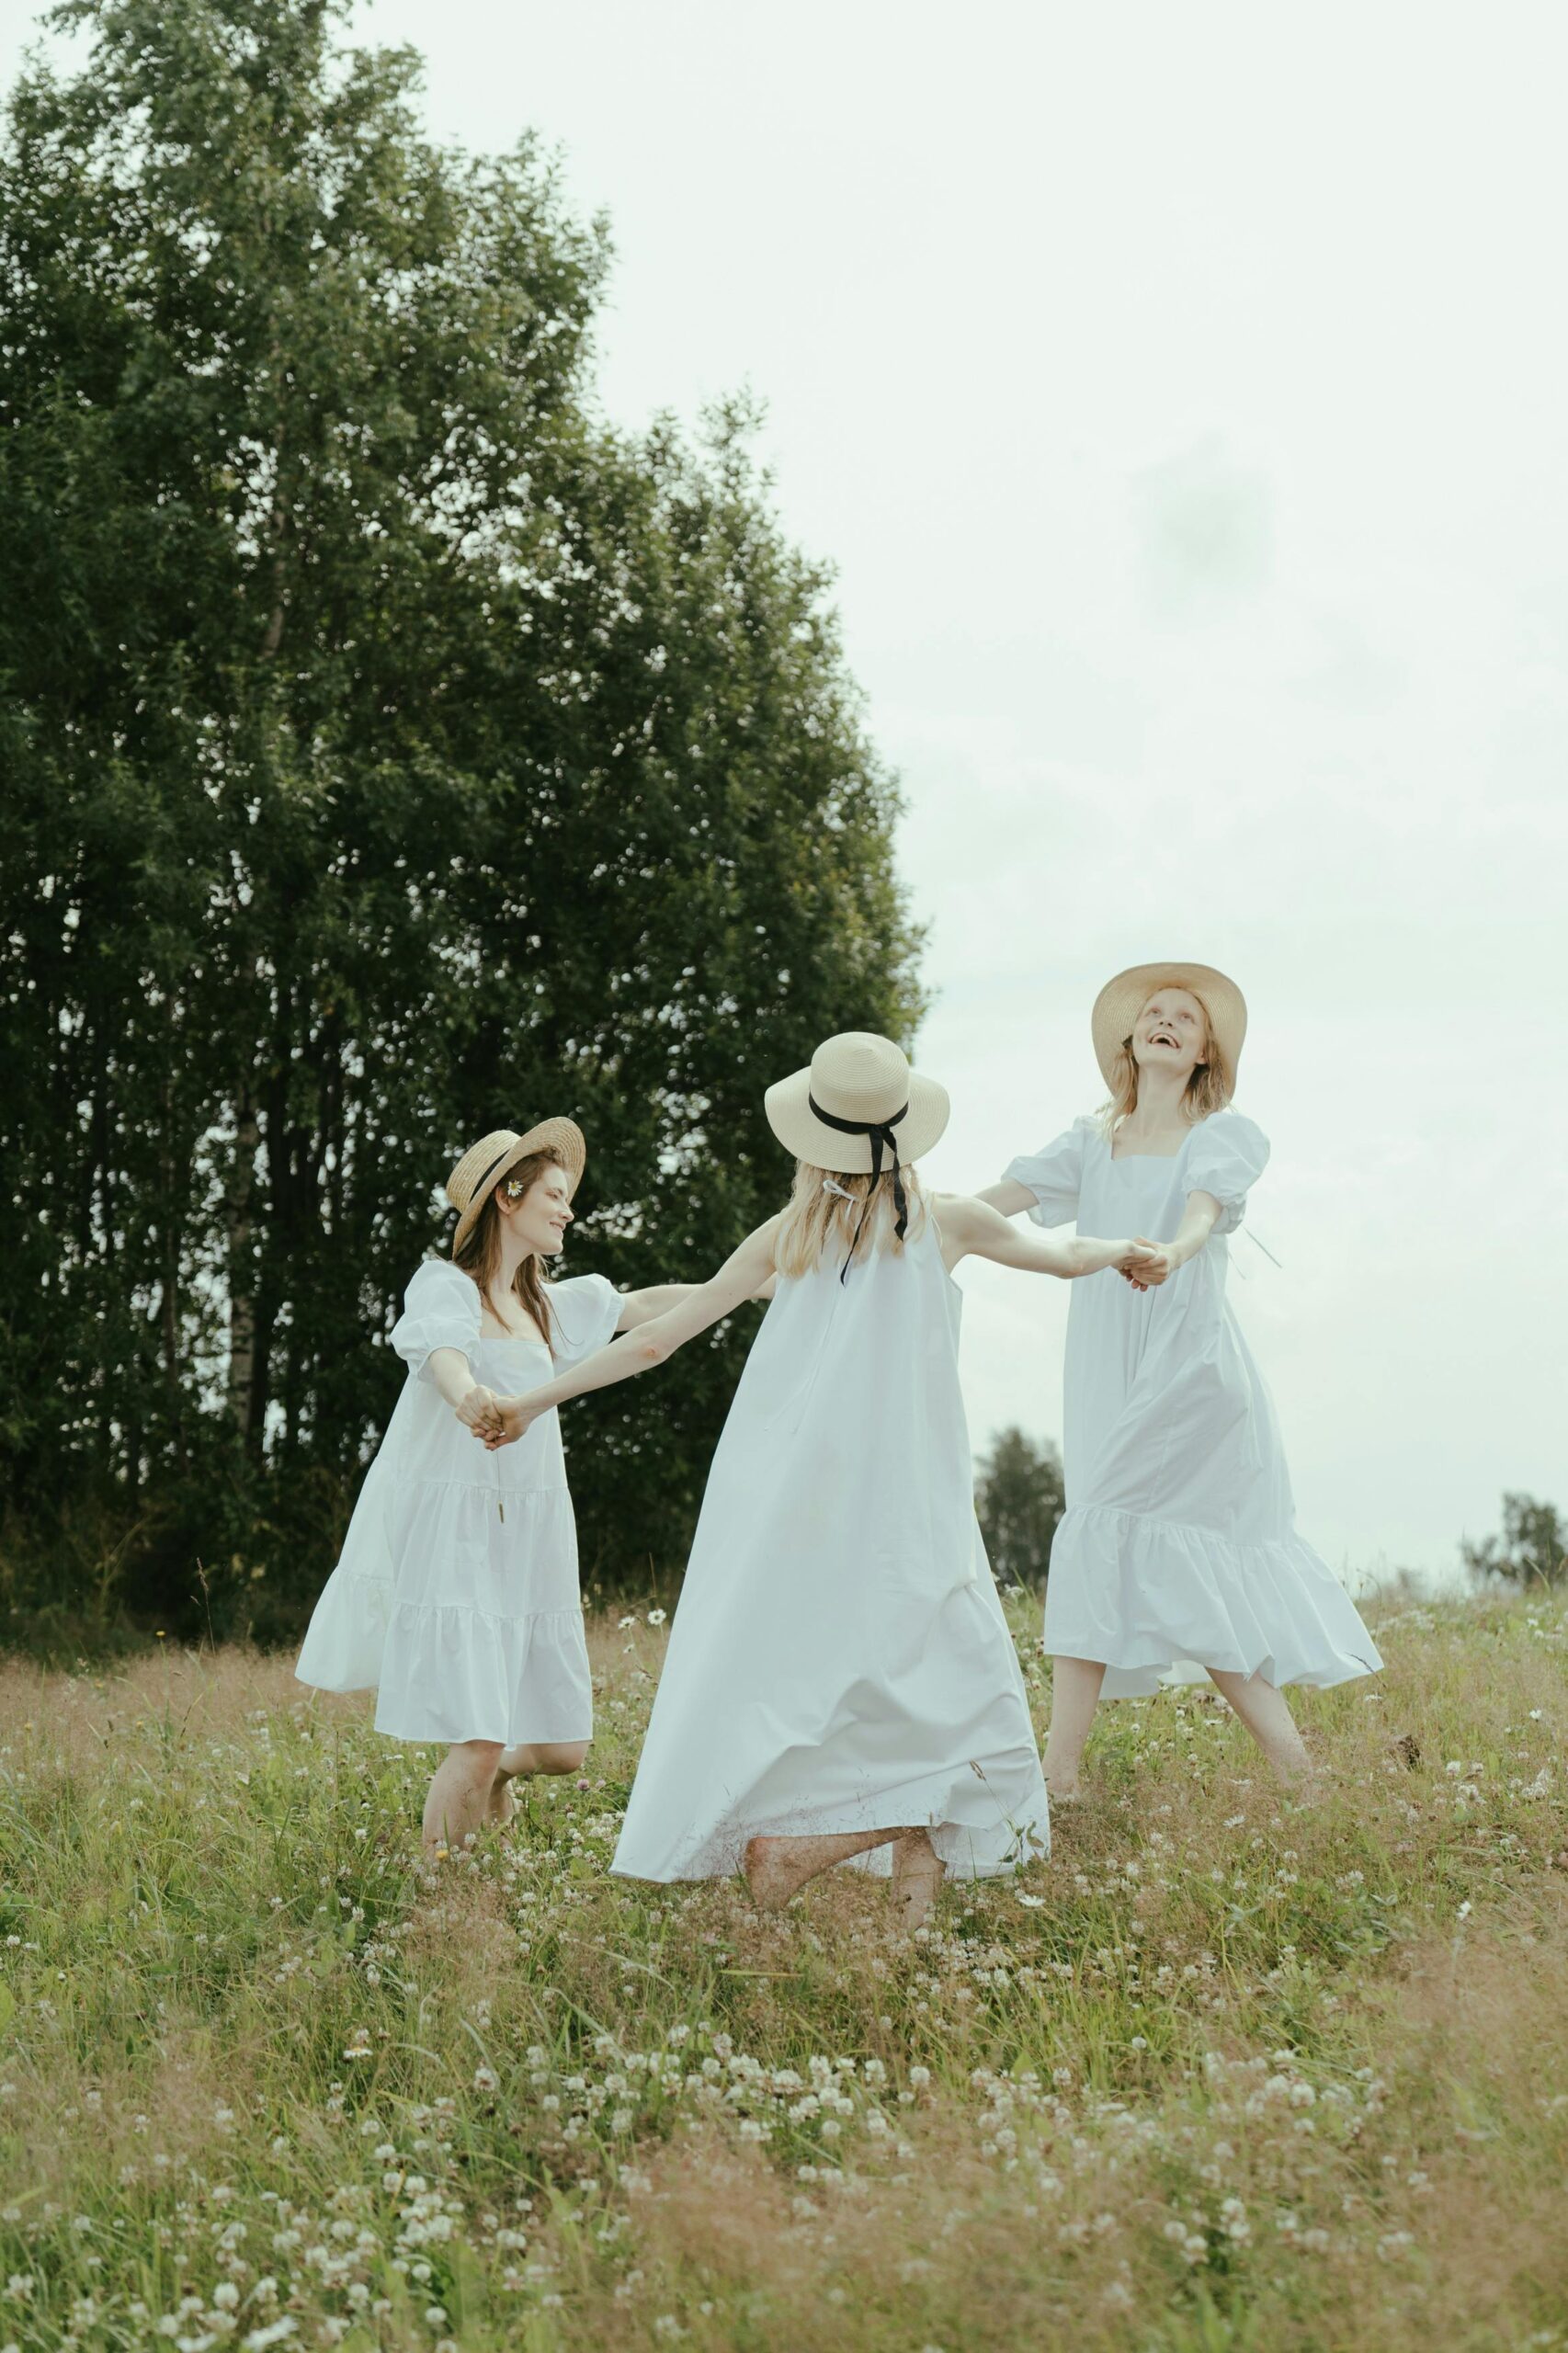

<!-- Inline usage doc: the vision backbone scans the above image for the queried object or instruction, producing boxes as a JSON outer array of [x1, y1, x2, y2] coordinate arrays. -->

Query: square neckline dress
[[295, 1257, 622, 1745], [1006, 1108, 1382, 1699]]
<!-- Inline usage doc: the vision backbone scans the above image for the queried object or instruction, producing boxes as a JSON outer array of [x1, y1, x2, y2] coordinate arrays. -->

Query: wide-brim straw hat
[[446, 1119, 587, 1255], [1091, 961, 1247, 1096], [764, 1031, 949, 1173]]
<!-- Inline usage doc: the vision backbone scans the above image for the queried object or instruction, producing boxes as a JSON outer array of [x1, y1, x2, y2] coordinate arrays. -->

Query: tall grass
[[1, 1593, 1565, 2349]]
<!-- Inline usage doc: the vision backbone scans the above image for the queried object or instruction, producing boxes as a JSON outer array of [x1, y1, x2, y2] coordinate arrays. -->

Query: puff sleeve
[[546, 1272, 624, 1372], [1004, 1116, 1092, 1228], [390, 1259, 482, 1383], [1185, 1111, 1270, 1237]]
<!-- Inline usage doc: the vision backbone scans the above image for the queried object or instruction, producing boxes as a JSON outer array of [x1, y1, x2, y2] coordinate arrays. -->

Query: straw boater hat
[[1091, 961, 1247, 1097], [765, 1031, 949, 1172], [446, 1120, 587, 1255]]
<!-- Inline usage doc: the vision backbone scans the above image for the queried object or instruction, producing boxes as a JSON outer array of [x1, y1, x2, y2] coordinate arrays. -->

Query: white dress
[[612, 1219, 1051, 1883], [1006, 1110, 1382, 1699], [295, 1258, 622, 1745]]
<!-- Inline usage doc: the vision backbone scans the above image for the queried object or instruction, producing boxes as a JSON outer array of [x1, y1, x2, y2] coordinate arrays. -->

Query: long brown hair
[[1100, 983, 1232, 1133], [773, 1160, 929, 1279], [452, 1147, 564, 1342]]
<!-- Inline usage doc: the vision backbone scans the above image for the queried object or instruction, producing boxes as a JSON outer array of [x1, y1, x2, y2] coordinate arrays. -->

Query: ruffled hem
[[612, 1747, 1051, 1884], [296, 1574, 593, 1746], [1043, 1502, 1382, 1699]]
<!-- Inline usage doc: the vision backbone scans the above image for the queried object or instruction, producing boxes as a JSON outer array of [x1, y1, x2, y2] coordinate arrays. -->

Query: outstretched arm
[[470, 1219, 780, 1442], [937, 1195, 1157, 1280], [614, 1267, 775, 1331]]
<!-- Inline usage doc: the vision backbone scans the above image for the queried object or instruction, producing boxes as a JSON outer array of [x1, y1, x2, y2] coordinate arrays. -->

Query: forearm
[[1167, 1191, 1221, 1267], [426, 1347, 478, 1408], [508, 1324, 672, 1416]]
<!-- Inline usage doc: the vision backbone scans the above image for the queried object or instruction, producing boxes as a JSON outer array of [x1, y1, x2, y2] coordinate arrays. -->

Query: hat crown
[[808, 1031, 911, 1126], [445, 1129, 521, 1214]]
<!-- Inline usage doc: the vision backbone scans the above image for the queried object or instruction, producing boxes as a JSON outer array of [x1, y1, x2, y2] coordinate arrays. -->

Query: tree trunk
[[225, 1097, 259, 1435]]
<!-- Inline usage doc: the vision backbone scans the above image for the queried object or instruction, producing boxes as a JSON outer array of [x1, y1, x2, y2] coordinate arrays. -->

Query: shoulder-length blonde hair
[[451, 1146, 564, 1343], [1099, 984, 1233, 1133], [773, 1160, 930, 1281]]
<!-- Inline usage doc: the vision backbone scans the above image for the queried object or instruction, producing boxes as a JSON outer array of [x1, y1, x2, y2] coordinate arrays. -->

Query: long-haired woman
[[469, 1033, 1156, 1927], [296, 1120, 710, 1855], [983, 962, 1381, 1797]]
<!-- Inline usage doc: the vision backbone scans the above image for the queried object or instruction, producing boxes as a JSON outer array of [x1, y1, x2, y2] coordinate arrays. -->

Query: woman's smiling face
[[499, 1162, 574, 1257], [1131, 987, 1210, 1083]]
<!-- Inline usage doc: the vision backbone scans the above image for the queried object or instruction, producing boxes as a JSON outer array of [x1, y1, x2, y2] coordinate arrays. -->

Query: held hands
[[454, 1384, 502, 1435], [460, 1389, 551, 1449], [1119, 1235, 1177, 1290], [1073, 1237, 1165, 1286]]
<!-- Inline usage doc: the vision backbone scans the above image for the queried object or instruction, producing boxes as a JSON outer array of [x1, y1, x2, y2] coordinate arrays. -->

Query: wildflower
[[618, 1616, 636, 1630], [647, 1608, 667, 1626]]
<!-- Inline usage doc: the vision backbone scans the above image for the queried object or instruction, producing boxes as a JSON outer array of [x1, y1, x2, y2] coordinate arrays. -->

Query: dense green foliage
[[975, 1423, 1066, 1589], [0, 0, 923, 1643]]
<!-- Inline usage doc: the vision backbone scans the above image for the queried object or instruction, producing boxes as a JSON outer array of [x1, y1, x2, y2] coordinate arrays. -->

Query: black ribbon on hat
[[808, 1094, 909, 1281]]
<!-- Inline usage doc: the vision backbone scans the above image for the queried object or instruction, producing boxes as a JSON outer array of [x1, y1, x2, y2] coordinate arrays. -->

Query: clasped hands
[[454, 1384, 546, 1449], [1119, 1236, 1176, 1291]]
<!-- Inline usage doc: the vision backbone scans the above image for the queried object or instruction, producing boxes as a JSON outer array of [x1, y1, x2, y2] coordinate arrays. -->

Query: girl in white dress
[[984, 961, 1381, 1796], [472, 1033, 1156, 1925], [296, 1119, 708, 1855]]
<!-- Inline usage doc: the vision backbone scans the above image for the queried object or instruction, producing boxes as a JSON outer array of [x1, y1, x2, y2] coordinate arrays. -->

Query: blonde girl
[[984, 962, 1381, 1796]]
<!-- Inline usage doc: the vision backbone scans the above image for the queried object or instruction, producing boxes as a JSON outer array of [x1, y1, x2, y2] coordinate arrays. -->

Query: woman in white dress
[[983, 961, 1381, 1796], [472, 1033, 1156, 1925], [296, 1119, 708, 1855]]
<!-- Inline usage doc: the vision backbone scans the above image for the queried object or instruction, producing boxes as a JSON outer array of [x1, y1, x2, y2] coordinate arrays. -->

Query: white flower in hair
[[821, 1176, 856, 1200]]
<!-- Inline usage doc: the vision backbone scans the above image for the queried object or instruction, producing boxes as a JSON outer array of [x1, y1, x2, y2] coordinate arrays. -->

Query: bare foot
[[743, 1835, 812, 1912], [1045, 1779, 1084, 1805], [484, 1775, 517, 1828], [889, 1830, 945, 1930]]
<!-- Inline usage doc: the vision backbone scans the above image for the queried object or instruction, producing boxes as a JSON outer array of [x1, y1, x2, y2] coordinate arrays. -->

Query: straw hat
[[1091, 962, 1247, 1096], [764, 1032, 949, 1172], [446, 1120, 586, 1255]]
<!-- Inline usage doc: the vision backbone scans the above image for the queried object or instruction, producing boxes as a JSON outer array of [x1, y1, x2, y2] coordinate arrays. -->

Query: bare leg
[[1041, 1655, 1107, 1798], [744, 1824, 911, 1911], [1207, 1667, 1312, 1780], [422, 1740, 505, 1855], [488, 1740, 588, 1824], [890, 1829, 946, 1929]]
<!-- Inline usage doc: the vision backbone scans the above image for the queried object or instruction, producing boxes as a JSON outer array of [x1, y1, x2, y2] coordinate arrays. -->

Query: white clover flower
[[212, 2285, 240, 2312]]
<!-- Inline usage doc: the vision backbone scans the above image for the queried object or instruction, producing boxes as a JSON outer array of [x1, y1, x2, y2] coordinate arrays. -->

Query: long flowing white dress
[[295, 1258, 622, 1744], [612, 1218, 1051, 1883], [1005, 1110, 1381, 1699]]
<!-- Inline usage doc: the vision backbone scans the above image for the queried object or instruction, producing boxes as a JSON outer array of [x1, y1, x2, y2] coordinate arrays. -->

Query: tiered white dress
[[612, 1219, 1051, 1883], [295, 1258, 622, 1744], [1006, 1110, 1381, 1699]]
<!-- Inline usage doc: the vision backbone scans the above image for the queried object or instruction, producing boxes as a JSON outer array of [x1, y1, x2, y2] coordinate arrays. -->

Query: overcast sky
[[8, 3, 1562, 1585]]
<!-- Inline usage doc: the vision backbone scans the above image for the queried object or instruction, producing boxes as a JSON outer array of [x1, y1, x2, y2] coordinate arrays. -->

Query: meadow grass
[[1, 1592, 1565, 2351]]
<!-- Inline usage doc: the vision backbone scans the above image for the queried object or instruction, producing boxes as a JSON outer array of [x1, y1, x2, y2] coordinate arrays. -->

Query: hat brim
[[450, 1117, 587, 1255], [763, 1066, 950, 1173], [1091, 962, 1247, 1095]]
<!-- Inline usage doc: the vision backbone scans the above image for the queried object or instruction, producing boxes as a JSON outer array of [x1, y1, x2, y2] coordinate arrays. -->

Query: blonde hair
[[452, 1147, 564, 1343], [773, 1160, 929, 1280], [1100, 983, 1233, 1133]]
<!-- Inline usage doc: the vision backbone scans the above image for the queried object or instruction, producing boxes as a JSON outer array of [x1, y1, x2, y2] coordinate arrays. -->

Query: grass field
[[2, 1591, 1566, 2352]]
